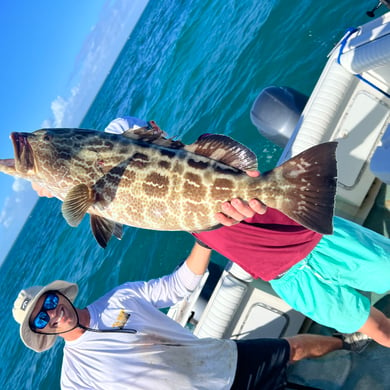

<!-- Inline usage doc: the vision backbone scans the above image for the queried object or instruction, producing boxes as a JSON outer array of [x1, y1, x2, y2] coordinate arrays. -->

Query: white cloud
[[12, 177, 30, 192], [41, 118, 53, 128], [46, 85, 81, 128], [51, 95, 69, 128]]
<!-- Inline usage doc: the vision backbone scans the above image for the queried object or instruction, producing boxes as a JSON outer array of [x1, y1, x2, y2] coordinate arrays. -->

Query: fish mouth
[[10, 132, 35, 172]]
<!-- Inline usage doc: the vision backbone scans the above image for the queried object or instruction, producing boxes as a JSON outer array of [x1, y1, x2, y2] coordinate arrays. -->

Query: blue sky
[[0, 0, 148, 264]]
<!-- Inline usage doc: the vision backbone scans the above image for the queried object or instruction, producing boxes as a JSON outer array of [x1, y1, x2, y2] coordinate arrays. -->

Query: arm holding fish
[[186, 241, 212, 275], [132, 242, 212, 308]]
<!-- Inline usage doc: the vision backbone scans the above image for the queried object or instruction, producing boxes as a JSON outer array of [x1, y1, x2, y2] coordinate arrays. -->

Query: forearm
[[185, 242, 212, 276], [134, 243, 210, 307]]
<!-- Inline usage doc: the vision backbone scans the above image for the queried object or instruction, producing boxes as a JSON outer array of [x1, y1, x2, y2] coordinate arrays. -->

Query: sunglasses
[[31, 292, 59, 330]]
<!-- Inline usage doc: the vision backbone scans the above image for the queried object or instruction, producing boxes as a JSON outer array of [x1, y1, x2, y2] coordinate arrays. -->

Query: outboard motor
[[250, 86, 308, 148]]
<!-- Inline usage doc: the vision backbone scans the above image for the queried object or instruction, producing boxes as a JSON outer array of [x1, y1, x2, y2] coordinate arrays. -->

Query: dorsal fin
[[184, 134, 258, 171], [122, 126, 165, 141], [122, 128, 185, 149], [62, 184, 95, 227]]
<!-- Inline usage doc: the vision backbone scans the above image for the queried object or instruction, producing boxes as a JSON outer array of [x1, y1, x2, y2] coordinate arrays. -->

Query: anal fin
[[90, 215, 123, 248]]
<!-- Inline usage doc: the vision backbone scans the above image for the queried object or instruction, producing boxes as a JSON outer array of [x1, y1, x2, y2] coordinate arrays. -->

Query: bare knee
[[359, 307, 390, 348], [286, 335, 307, 362], [285, 334, 342, 363]]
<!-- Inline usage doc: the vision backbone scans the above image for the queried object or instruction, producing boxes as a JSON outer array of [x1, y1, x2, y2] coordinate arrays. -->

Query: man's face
[[29, 292, 78, 334]]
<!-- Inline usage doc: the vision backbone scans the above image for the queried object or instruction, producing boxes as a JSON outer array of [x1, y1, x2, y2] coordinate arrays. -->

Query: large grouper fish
[[0, 127, 337, 247]]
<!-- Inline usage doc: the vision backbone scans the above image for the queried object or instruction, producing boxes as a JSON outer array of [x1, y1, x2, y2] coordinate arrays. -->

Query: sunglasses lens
[[43, 293, 59, 310], [32, 293, 59, 330], [34, 311, 50, 329]]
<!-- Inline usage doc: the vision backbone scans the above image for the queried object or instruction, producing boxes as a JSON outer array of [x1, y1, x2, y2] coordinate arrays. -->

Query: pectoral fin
[[90, 215, 123, 248], [62, 184, 95, 227]]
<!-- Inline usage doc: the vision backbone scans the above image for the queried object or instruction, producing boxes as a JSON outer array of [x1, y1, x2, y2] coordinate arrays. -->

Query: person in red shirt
[[195, 205, 321, 281]]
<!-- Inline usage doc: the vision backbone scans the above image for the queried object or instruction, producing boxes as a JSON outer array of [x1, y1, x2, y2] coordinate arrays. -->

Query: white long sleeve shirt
[[61, 262, 237, 389]]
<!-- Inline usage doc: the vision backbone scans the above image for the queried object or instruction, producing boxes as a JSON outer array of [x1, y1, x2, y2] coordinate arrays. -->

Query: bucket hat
[[13, 280, 78, 352]]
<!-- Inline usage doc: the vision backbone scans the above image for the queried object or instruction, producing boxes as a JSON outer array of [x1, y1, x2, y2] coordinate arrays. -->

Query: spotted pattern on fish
[[187, 158, 209, 170], [173, 160, 184, 175], [183, 172, 207, 201], [160, 149, 177, 159], [211, 178, 234, 201], [143, 172, 170, 197], [158, 160, 171, 170]]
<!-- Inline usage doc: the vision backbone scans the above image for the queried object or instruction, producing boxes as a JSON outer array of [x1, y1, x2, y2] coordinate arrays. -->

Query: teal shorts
[[270, 217, 390, 333]]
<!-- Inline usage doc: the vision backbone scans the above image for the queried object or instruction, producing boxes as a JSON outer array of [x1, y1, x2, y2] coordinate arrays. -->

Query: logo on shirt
[[112, 309, 130, 329]]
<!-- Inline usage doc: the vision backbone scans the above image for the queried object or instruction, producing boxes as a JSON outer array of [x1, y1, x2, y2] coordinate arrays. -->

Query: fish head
[[0, 131, 39, 179], [0, 129, 62, 180], [9, 129, 68, 178], [9, 128, 106, 176]]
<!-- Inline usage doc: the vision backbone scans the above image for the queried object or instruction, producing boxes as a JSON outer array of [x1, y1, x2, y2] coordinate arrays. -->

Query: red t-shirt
[[193, 208, 322, 281]]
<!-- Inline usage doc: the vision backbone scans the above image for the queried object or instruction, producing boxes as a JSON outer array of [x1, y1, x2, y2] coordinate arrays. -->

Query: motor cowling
[[250, 86, 308, 148]]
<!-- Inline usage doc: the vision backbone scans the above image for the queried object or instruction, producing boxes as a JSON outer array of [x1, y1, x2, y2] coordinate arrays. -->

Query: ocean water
[[0, 1, 379, 388]]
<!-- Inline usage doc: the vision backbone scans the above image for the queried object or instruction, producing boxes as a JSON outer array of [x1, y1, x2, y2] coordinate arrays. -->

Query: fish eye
[[43, 134, 52, 141]]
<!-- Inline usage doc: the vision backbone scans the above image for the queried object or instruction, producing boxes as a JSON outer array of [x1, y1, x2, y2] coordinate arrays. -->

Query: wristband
[[195, 238, 211, 249]]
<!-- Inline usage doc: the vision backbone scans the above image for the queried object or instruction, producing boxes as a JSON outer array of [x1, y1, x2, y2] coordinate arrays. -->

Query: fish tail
[[258, 142, 338, 234]]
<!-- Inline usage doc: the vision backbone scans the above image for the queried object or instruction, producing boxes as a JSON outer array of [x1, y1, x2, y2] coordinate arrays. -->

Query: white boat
[[169, 5, 390, 388]]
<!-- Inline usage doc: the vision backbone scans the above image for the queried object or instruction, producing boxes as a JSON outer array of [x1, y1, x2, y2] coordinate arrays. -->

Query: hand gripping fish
[[0, 127, 337, 248]]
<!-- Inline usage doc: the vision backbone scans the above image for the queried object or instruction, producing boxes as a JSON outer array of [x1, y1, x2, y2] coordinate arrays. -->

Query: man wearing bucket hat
[[13, 242, 359, 390]]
